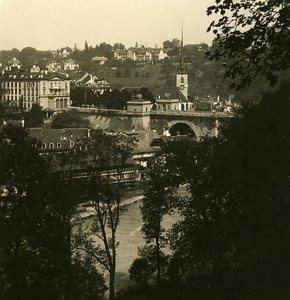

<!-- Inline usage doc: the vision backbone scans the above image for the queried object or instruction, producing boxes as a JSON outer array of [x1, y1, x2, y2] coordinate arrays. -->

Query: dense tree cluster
[[0, 125, 107, 300], [51, 109, 90, 129], [71, 87, 154, 109], [127, 79, 290, 300], [0, 125, 137, 300]]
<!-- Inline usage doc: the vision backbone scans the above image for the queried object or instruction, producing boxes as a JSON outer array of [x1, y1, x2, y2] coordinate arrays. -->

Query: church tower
[[176, 28, 188, 100]]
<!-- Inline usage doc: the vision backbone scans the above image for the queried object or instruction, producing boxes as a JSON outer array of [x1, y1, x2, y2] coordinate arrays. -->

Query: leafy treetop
[[206, 0, 290, 89]]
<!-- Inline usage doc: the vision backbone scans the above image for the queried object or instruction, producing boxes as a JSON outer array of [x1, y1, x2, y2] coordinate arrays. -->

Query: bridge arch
[[167, 120, 200, 140]]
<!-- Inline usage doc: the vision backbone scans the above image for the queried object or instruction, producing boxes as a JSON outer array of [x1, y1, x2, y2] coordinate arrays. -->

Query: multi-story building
[[46, 61, 62, 72], [63, 59, 79, 71], [113, 46, 167, 63], [72, 71, 110, 94], [0, 66, 71, 111]]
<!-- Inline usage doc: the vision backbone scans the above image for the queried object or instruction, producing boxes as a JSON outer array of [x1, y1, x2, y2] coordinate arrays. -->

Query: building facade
[[0, 67, 71, 111], [114, 46, 167, 63]]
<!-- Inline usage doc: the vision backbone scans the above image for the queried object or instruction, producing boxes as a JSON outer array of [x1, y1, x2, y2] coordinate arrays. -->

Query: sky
[[0, 0, 215, 51]]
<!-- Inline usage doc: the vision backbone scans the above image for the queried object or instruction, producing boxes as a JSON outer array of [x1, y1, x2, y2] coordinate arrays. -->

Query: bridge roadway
[[72, 106, 232, 118], [72, 106, 233, 139]]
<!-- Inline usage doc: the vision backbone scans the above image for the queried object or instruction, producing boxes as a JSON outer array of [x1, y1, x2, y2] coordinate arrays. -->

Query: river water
[[115, 200, 181, 291]]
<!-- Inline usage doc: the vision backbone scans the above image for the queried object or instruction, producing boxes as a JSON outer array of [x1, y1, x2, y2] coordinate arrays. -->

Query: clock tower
[[176, 28, 188, 100]]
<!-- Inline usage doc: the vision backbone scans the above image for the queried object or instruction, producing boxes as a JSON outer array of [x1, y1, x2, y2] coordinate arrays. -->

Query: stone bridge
[[75, 107, 232, 140]]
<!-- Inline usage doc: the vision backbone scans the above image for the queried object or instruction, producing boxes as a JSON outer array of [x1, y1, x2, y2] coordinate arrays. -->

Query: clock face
[[180, 85, 184, 90]]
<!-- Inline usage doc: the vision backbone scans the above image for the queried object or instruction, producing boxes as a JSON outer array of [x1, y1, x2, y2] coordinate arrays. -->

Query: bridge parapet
[[150, 110, 233, 119]]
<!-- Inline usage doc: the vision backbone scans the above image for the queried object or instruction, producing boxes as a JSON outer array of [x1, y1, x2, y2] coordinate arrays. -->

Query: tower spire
[[178, 23, 186, 73]]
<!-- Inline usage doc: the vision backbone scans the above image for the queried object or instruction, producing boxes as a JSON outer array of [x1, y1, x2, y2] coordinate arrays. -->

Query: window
[[57, 143, 62, 148], [69, 141, 75, 147], [42, 143, 46, 149], [181, 77, 184, 83], [49, 143, 54, 149]]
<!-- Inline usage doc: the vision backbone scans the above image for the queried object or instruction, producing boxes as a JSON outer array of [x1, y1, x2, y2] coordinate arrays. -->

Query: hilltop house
[[113, 46, 167, 63], [72, 71, 110, 94]]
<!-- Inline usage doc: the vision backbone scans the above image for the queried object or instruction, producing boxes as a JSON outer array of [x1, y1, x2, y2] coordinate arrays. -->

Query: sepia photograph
[[0, 0, 289, 299]]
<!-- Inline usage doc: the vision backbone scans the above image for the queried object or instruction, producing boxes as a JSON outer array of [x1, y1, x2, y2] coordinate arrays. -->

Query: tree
[[0, 125, 107, 300], [98, 42, 113, 59], [0, 125, 55, 300], [160, 57, 175, 77], [129, 156, 176, 288], [168, 81, 290, 299], [113, 43, 125, 50], [51, 110, 90, 129], [206, 0, 290, 89], [138, 87, 154, 102], [45, 167, 107, 300], [123, 68, 131, 77], [163, 38, 180, 56], [0, 103, 6, 127], [74, 130, 137, 300], [24, 103, 44, 128]]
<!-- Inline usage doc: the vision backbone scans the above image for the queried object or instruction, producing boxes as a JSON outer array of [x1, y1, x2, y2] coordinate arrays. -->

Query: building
[[155, 30, 193, 112], [91, 56, 108, 65], [0, 66, 71, 111], [72, 72, 110, 94], [8, 57, 20, 67], [113, 46, 167, 63], [29, 127, 90, 150], [63, 59, 79, 71], [46, 61, 62, 72], [29, 127, 156, 182], [113, 49, 128, 61]]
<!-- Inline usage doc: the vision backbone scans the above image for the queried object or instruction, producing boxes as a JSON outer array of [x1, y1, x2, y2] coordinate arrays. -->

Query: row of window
[[55, 98, 69, 108], [1, 82, 40, 88], [3, 95, 35, 101], [158, 104, 178, 110], [2, 81, 69, 89], [42, 141, 75, 149]]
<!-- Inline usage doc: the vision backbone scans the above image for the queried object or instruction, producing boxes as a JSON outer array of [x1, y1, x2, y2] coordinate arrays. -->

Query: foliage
[[0, 125, 106, 300], [0, 126, 47, 299], [71, 87, 153, 109], [71, 253, 107, 300], [23, 103, 44, 128], [73, 130, 137, 300], [160, 57, 175, 77], [206, 0, 290, 89], [0, 103, 6, 127], [163, 38, 181, 56], [168, 80, 290, 299], [51, 109, 90, 129], [129, 156, 176, 288]]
